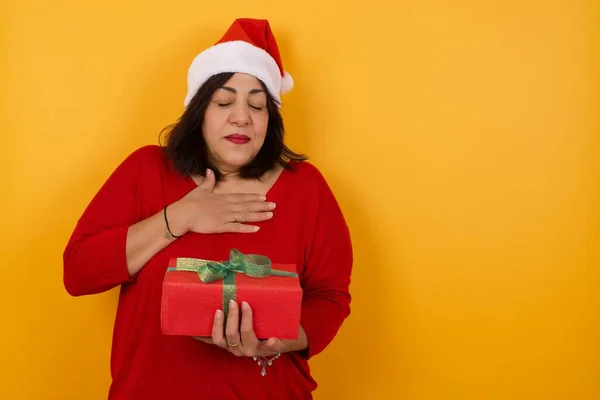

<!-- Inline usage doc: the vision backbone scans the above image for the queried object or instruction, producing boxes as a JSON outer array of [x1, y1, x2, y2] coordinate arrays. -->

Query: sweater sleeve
[[299, 167, 353, 359], [63, 146, 152, 297]]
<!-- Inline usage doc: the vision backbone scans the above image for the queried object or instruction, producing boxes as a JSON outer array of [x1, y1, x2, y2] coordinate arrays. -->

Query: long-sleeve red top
[[63, 145, 353, 400]]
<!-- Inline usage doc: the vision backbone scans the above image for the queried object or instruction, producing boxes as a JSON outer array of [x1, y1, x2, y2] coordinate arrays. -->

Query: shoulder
[[286, 160, 328, 187], [285, 160, 338, 201], [284, 160, 350, 236], [115, 145, 171, 174], [103, 145, 175, 188], [122, 144, 168, 164]]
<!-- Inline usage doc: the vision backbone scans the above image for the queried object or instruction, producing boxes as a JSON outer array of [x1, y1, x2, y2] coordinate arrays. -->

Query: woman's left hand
[[195, 300, 285, 358]]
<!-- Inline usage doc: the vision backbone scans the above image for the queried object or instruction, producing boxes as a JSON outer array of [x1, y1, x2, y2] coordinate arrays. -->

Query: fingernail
[[260, 195, 267, 201], [229, 300, 236, 308], [269, 202, 277, 209], [242, 301, 249, 311], [215, 309, 223, 317], [266, 212, 273, 218]]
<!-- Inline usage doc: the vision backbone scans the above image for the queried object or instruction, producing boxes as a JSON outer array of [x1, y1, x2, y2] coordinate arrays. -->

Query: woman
[[63, 18, 353, 400]]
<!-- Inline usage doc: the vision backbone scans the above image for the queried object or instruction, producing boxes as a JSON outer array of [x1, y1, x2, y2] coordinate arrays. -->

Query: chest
[[136, 189, 312, 290]]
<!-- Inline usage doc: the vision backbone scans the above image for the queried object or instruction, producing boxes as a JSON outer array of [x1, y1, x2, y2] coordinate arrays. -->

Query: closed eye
[[249, 105, 265, 111], [217, 103, 232, 107]]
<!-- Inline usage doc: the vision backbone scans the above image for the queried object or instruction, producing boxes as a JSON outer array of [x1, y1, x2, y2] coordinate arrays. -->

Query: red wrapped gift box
[[160, 249, 302, 340]]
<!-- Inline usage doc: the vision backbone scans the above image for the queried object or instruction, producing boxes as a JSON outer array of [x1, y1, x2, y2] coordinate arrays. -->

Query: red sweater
[[63, 145, 353, 400]]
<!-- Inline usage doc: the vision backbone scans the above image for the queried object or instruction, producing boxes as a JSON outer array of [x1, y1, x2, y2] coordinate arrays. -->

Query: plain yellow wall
[[2, 1, 598, 399]]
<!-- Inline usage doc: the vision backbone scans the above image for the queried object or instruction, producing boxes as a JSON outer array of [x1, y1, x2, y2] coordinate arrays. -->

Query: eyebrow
[[219, 86, 265, 95]]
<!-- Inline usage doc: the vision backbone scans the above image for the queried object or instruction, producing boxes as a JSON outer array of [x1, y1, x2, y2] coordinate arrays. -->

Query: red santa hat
[[184, 18, 294, 108]]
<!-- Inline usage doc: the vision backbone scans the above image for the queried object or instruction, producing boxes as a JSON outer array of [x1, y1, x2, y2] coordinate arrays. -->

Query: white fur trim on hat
[[184, 40, 292, 108]]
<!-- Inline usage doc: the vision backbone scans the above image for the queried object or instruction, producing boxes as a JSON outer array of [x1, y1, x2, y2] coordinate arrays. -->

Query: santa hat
[[184, 18, 293, 108]]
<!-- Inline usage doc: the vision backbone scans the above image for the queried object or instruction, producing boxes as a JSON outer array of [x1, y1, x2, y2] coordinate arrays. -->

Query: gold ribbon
[[168, 248, 298, 319]]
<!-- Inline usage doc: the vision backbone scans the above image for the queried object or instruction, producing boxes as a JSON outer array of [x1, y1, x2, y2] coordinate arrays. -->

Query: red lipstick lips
[[225, 134, 250, 144]]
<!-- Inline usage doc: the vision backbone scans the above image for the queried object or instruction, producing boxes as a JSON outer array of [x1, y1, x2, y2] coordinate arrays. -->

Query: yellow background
[[1, 1, 598, 399]]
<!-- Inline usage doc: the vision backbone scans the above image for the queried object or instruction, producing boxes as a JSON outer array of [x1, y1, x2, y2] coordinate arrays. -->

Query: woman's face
[[202, 73, 270, 175]]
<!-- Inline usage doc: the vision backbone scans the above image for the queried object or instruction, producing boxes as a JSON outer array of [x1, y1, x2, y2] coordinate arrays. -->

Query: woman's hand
[[195, 301, 310, 357], [196, 300, 285, 358], [168, 169, 276, 235]]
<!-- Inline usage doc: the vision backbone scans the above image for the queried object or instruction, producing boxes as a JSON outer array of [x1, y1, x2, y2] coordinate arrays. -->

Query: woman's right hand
[[168, 169, 276, 235]]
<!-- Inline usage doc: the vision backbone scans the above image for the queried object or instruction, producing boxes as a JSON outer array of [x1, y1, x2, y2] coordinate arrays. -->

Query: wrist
[[281, 326, 308, 353], [164, 201, 190, 238]]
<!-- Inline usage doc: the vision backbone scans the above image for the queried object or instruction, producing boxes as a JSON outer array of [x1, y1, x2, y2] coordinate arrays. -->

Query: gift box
[[160, 249, 302, 340]]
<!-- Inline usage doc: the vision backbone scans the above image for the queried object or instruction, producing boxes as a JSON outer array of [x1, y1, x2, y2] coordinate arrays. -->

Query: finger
[[228, 211, 273, 223], [239, 301, 259, 356], [230, 201, 277, 213], [225, 300, 241, 348], [211, 309, 227, 348], [198, 168, 216, 190], [218, 222, 260, 233], [224, 193, 268, 203], [263, 337, 284, 353]]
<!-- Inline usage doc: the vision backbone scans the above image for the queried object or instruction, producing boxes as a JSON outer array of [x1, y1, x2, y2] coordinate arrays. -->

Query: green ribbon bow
[[168, 249, 298, 319]]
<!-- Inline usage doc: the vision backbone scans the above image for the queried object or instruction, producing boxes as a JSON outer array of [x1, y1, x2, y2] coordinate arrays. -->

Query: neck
[[209, 159, 242, 180], [218, 168, 242, 181]]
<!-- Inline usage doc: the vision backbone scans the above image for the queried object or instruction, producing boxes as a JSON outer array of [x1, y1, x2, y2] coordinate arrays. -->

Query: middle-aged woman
[[63, 18, 353, 400]]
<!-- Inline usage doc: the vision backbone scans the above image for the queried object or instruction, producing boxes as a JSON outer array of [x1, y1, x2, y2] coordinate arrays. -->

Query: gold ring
[[227, 340, 240, 347]]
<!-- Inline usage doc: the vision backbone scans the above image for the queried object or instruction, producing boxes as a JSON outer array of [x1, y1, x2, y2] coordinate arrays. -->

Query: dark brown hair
[[159, 72, 306, 182]]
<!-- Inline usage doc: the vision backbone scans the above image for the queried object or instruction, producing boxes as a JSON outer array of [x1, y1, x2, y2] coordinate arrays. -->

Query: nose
[[229, 102, 250, 126]]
